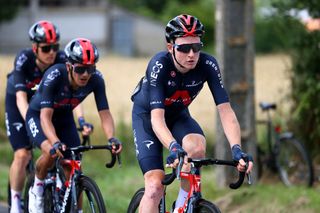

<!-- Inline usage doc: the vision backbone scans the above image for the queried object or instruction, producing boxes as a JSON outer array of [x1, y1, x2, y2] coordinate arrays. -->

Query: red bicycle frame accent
[[177, 172, 201, 213], [60, 159, 81, 188]]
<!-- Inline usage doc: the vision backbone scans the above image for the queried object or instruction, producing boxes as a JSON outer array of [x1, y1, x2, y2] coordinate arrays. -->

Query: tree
[[215, 0, 257, 187], [0, 0, 24, 23]]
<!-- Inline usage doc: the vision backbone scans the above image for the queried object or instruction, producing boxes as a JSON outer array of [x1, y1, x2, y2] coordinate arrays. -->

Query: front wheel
[[276, 136, 314, 187], [127, 188, 145, 213], [76, 175, 106, 213], [193, 199, 221, 213]]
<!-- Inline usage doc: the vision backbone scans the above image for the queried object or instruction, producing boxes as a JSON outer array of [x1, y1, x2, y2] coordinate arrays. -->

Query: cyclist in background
[[25, 38, 122, 213], [4, 20, 76, 213], [131, 14, 253, 213]]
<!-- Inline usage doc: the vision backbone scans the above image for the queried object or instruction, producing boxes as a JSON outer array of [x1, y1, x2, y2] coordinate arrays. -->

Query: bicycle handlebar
[[162, 157, 249, 189], [50, 144, 119, 168]]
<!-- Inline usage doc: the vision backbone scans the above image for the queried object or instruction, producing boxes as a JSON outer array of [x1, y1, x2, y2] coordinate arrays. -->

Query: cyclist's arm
[[40, 107, 59, 146], [217, 102, 241, 148], [16, 91, 28, 120], [150, 108, 175, 149], [98, 109, 115, 140], [73, 104, 84, 118], [73, 104, 92, 135]]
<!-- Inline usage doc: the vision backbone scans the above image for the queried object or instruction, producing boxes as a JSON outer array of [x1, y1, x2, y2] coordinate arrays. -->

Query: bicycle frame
[[46, 144, 119, 213], [160, 158, 247, 213]]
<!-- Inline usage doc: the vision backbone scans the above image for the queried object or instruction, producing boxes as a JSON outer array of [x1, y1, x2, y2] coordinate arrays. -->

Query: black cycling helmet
[[29, 20, 60, 43], [64, 38, 99, 65], [165, 14, 205, 43]]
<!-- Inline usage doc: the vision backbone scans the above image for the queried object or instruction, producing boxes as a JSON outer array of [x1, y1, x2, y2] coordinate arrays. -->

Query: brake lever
[[117, 154, 122, 167], [247, 173, 252, 185]]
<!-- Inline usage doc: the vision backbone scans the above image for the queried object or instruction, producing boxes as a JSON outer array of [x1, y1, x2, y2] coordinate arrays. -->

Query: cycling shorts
[[132, 104, 204, 174], [25, 109, 81, 150], [5, 93, 31, 151]]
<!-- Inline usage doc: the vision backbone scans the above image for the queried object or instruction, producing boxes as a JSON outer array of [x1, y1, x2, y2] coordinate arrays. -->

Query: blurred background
[[1, 0, 320, 212]]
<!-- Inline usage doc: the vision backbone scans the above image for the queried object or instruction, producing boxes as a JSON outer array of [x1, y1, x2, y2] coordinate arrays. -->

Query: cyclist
[[5, 20, 68, 213], [131, 14, 253, 213], [25, 38, 122, 213]]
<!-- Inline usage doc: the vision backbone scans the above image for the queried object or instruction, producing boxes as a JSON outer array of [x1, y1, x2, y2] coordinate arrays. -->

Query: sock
[[10, 189, 22, 213], [33, 176, 44, 196], [78, 210, 83, 213], [175, 188, 188, 210]]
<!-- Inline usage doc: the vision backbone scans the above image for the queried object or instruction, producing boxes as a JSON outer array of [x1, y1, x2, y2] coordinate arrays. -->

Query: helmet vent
[[48, 30, 53, 40], [86, 50, 91, 62]]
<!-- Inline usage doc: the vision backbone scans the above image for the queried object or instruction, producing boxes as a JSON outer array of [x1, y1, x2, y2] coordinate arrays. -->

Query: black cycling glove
[[78, 117, 94, 131], [166, 141, 186, 165], [231, 144, 253, 162]]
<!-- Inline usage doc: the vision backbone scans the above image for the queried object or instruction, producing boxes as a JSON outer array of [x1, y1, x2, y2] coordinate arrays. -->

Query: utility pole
[[215, 0, 257, 187]]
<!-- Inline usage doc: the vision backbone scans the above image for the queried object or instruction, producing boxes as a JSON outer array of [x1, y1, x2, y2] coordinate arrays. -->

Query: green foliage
[[269, 1, 320, 155], [0, 0, 24, 23]]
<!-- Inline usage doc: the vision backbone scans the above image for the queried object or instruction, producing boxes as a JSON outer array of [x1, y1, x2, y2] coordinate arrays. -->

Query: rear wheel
[[76, 176, 106, 213], [276, 137, 314, 187], [193, 199, 221, 213], [127, 188, 145, 213]]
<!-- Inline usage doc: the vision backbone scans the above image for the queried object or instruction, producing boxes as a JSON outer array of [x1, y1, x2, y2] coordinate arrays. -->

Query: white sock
[[78, 210, 83, 213], [10, 189, 22, 213], [32, 176, 44, 196], [175, 188, 188, 209]]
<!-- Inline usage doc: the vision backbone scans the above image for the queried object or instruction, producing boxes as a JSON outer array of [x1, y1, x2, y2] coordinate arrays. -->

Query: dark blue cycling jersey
[[28, 63, 109, 114], [131, 51, 229, 116], [131, 51, 230, 174], [5, 48, 66, 151], [6, 48, 66, 99]]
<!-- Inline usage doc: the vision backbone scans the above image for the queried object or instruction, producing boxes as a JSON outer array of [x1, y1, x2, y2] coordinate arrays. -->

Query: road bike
[[24, 135, 121, 213], [127, 153, 251, 213], [256, 102, 314, 187]]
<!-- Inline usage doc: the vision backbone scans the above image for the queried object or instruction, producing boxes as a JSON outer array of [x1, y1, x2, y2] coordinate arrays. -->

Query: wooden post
[[215, 0, 257, 188]]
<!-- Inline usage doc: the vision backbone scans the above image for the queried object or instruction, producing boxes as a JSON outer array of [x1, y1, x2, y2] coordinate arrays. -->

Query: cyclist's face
[[68, 63, 94, 87], [34, 42, 59, 65], [168, 36, 201, 72]]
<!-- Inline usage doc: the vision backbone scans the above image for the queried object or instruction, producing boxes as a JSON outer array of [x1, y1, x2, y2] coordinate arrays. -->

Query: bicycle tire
[[276, 136, 314, 187], [127, 188, 145, 213], [193, 199, 221, 213], [76, 175, 106, 213], [23, 172, 35, 213], [43, 184, 55, 213]]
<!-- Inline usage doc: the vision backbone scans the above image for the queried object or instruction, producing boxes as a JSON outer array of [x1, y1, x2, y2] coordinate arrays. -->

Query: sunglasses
[[39, 44, 59, 53], [173, 42, 203, 53], [72, 64, 96, 75]]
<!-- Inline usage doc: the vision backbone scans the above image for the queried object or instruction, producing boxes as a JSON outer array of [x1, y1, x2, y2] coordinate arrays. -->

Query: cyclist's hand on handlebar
[[78, 117, 94, 136], [108, 137, 122, 154], [166, 141, 187, 169], [231, 144, 254, 174], [49, 141, 66, 158]]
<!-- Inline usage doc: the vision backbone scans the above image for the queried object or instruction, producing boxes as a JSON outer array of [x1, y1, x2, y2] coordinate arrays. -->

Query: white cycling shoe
[[28, 187, 44, 213]]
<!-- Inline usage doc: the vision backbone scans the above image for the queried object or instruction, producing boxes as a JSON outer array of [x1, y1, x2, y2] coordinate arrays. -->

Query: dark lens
[[176, 44, 192, 53], [40, 44, 59, 53], [191, 43, 203, 52], [40, 45, 51, 53], [52, 44, 59, 52], [73, 65, 95, 74], [175, 43, 203, 53]]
